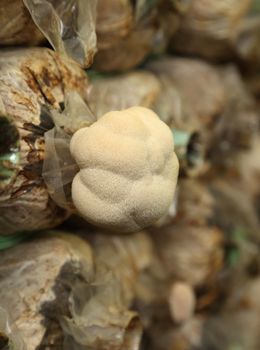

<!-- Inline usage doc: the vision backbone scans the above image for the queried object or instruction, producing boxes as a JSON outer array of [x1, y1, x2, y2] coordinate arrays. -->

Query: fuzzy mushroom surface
[[70, 106, 179, 232]]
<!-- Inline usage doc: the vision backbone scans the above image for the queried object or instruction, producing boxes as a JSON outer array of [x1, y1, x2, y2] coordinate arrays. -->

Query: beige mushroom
[[70, 106, 179, 232], [169, 282, 196, 324]]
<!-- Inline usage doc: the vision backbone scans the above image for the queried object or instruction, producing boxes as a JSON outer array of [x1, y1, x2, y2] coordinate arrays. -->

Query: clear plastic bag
[[42, 91, 96, 211], [23, 0, 97, 67], [59, 232, 150, 350], [0, 231, 146, 349], [62, 265, 142, 350]]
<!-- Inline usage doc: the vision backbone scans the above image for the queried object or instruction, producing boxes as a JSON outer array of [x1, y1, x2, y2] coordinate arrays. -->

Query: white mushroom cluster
[[70, 106, 179, 232]]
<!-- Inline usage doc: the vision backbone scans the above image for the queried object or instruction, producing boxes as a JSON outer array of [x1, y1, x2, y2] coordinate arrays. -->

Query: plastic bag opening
[[42, 91, 96, 211]]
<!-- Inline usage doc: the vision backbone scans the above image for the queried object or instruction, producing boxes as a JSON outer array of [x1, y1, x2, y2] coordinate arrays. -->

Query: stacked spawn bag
[[130, 59, 227, 350], [0, 4, 113, 350], [121, 57, 259, 350], [0, 230, 154, 350], [0, 0, 98, 235], [0, 48, 90, 235], [74, 0, 195, 72], [0, 2, 180, 349], [81, 46, 259, 350], [63, 1, 259, 349], [0, 0, 97, 66], [134, 1, 260, 349], [169, 0, 252, 61], [1, 1, 260, 350], [0, 0, 190, 71]]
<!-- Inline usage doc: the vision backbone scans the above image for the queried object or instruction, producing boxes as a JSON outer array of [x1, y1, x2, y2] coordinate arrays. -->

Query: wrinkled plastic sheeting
[[42, 92, 96, 211], [58, 232, 149, 349], [61, 265, 142, 350], [42, 126, 76, 212], [0, 307, 25, 350], [0, 231, 145, 349], [23, 0, 97, 67]]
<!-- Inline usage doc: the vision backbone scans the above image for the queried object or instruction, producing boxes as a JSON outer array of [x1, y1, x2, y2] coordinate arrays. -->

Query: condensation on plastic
[[23, 0, 97, 67], [0, 307, 25, 350], [42, 91, 96, 211]]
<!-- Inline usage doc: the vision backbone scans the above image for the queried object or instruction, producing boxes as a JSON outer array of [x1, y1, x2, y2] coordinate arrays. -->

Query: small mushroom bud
[[168, 282, 196, 324], [70, 106, 179, 232]]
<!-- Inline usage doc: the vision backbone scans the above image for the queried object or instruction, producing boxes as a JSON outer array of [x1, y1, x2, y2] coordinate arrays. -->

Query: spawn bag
[[170, 0, 252, 61], [0, 232, 94, 350], [0, 230, 151, 350], [0, 48, 89, 235], [62, 230, 153, 350], [87, 70, 161, 118]]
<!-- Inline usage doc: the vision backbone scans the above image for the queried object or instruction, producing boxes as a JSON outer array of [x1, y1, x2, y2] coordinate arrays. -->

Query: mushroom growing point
[[70, 106, 179, 232]]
